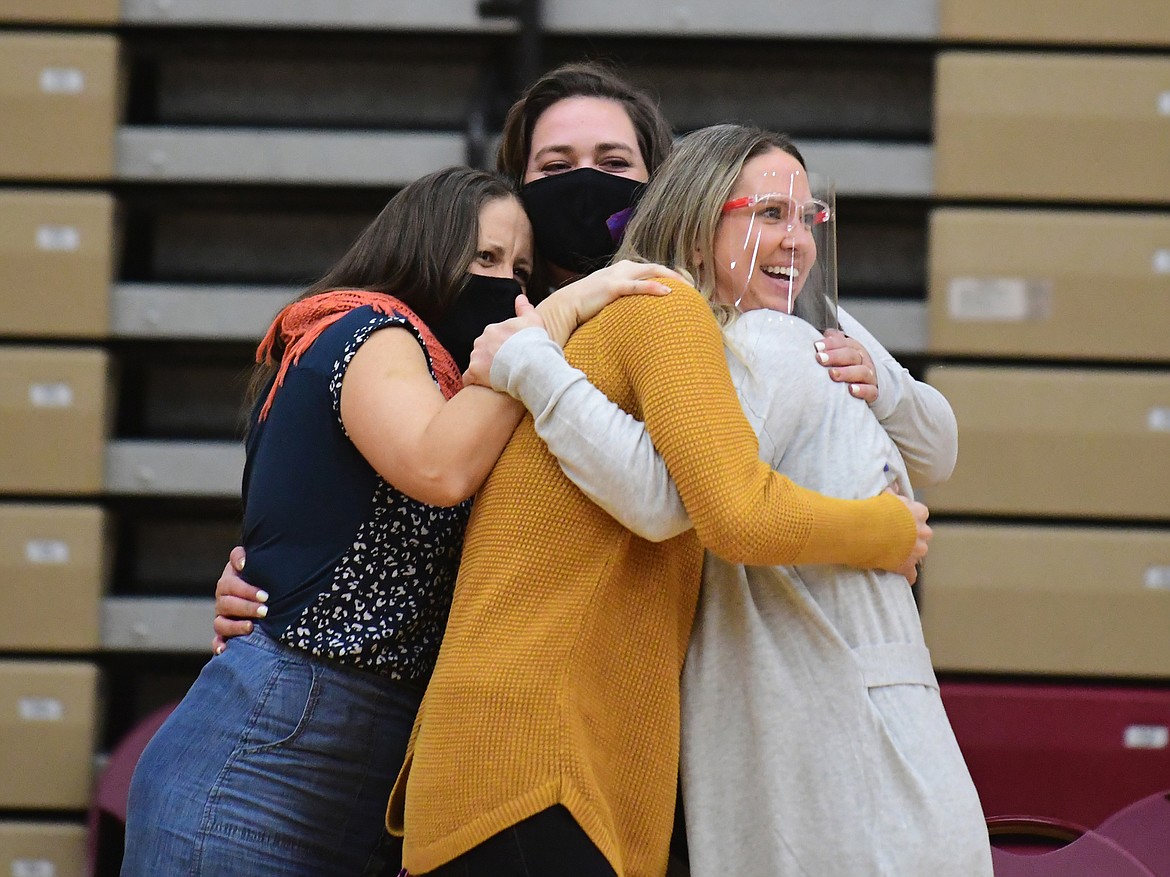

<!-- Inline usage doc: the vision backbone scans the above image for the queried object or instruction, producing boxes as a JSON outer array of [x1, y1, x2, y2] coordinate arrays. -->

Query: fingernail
[[814, 340, 826, 352], [246, 621, 254, 633], [656, 283, 671, 294], [816, 352, 829, 364], [256, 605, 268, 619], [256, 590, 269, 603], [850, 383, 862, 395], [237, 556, 245, 570], [829, 368, 839, 379], [215, 645, 225, 656]]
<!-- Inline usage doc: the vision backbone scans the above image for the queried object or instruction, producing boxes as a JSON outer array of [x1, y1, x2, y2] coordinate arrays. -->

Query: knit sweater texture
[[388, 279, 917, 877]]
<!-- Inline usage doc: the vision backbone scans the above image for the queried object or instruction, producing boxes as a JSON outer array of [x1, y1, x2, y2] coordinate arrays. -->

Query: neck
[[549, 263, 583, 288]]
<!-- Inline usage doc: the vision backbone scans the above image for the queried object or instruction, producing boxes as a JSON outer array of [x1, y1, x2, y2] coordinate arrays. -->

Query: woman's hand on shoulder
[[211, 546, 267, 654], [537, 260, 682, 346], [464, 294, 543, 388], [817, 328, 878, 403]]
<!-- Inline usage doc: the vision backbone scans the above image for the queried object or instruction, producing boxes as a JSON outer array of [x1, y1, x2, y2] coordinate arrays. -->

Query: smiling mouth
[[760, 265, 799, 281]]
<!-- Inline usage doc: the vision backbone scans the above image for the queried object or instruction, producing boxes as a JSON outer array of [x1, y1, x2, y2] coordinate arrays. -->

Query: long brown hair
[[245, 166, 518, 412], [496, 62, 674, 186]]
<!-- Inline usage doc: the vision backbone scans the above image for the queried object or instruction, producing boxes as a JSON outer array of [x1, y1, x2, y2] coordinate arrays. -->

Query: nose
[[783, 218, 816, 245]]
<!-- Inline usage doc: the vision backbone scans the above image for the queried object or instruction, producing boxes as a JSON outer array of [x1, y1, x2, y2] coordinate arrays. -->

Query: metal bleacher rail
[[99, 0, 938, 651], [117, 0, 938, 36]]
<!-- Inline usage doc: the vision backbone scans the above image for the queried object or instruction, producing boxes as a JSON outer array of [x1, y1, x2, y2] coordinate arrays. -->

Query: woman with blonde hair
[[468, 123, 990, 875]]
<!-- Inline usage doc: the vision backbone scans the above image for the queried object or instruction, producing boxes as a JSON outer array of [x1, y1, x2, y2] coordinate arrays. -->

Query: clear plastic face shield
[[715, 164, 838, 331]]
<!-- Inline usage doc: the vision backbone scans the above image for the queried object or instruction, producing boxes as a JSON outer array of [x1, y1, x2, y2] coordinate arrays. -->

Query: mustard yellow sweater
[[388, 280, 916, 876]]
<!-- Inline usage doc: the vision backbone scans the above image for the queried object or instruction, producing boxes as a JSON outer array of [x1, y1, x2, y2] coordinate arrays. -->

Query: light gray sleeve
[[489, 327, 691, 542], [836, 306, 958, 487]]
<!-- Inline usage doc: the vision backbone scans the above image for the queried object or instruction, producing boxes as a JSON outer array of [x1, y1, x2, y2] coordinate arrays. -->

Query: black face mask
[[431, 274, 522, 373], [521, 168, 646, 276]]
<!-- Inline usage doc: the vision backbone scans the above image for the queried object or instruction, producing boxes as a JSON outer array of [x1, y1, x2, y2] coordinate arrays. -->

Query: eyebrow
[[531, 141, 636, 162]]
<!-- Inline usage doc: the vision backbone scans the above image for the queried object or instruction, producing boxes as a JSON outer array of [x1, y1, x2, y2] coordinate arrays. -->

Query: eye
[[476, 249, 497, 265], [538, 160, 573, 174], [513, 266, 531, 289], [599, 156, 633, 173]]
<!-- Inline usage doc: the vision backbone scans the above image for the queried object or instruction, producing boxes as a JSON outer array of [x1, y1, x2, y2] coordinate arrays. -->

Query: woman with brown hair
[[120, 165, 676, 877]]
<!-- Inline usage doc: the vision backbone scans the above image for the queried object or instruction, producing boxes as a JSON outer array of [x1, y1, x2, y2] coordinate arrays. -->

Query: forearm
[[690, 459, 916, 571], [533, 288, 582, 348], [838, 307, 958, 486], [785, 489, 917, 569], [492, 328, 690, 541], [410, 386, 525, 505]]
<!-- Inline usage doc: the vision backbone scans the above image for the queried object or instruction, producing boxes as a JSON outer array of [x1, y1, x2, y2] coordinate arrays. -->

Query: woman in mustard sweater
[[385, 163, 929, 877]]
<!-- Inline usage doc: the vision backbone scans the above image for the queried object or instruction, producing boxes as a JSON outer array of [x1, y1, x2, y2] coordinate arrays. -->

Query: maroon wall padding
[[939, 679, 1170, 828]]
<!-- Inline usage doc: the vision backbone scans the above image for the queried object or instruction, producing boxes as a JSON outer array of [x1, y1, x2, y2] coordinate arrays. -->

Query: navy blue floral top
[[241, 306, 470, 681]]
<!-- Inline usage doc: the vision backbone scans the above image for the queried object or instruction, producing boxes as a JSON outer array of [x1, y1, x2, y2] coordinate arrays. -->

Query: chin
[[754, 292, 798, 315]]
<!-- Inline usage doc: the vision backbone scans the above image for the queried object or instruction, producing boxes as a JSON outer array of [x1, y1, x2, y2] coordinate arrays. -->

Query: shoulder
[[729, 310, 822, 373], [308, 305, 417, 362], [320, 306, 429, 394], [733, 308, 821, 341], [329, 304, 413, 341], [596, 276, 719, 336]]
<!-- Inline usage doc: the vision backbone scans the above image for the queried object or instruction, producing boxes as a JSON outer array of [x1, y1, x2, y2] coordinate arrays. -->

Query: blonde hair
[[614, 124, 806, 326]]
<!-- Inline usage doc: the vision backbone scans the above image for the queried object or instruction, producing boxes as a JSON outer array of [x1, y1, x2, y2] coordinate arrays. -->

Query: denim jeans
[[121, 627, 421, 876]]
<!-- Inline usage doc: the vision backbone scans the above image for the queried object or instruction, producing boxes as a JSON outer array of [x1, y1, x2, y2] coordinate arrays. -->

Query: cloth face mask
[[521, 168, 646, 276], [431, 274, 523, 373]]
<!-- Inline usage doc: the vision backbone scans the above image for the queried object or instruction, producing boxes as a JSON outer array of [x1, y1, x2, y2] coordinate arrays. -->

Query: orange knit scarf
[[255, 290, 462, 421]]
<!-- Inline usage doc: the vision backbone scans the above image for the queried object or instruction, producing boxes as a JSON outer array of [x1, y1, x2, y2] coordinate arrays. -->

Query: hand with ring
[[816, 328, 878, 403]]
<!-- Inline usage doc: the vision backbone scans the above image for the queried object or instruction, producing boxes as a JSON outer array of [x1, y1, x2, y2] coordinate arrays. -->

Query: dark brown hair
[[496, 62, 674, 185], [246, 166, 518, 413]]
